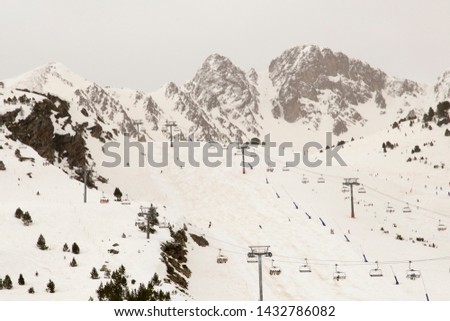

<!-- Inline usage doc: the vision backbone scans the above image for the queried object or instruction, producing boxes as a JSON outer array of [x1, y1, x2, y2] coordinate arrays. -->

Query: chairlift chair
[[342, 186, 349, 193], [301, 175, 309, 184], [317, 176, 325, 184], [282, 162, 290, 172], [406, 261, 421, 280], [216, 249, 228, 264], [369, 261, 383, 277], [333, 264, 346, 281], [269, 259, 282, 276], [386, 202, 395, 213], [266, 167, 274, 173], [247, 253, 258, 264], [437, 220, 447, 231], [159, 217, 170, 229], [299, 258, 312, 273], [358, 186, 366, 194], [135, 217, 145, 228], [121, 194, 131, 205], [402, 204, 412, 213], [100, 194, 109, 204]]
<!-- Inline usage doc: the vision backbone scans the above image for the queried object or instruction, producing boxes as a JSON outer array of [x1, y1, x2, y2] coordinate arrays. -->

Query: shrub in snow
[[63, 243, 69, 252]]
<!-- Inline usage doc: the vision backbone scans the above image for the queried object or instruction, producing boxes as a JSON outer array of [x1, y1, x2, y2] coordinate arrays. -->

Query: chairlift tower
[[81, 166, 93, 203], [133, 120, 143, 134], [165, 121, 178, 147], [247, 245, 272, 301], [241, 145, 248, 174], [343, 178, 360, 218]]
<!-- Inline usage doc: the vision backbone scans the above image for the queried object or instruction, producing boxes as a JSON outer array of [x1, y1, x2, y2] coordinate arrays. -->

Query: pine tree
[[72, 242, 80, 254], [63, 243, 69, 252], [15, 208, 23, 219], [28, 287, 35, 294], [113, 188, 123, 201], [445, 129, 450, 137], [18, 274, 25, 285], [3, 275, 13, 289], [46, 280, 55, 293], [22, 212, 33, 226], [0, 278, 3, 290], [70, 257, 78, 267], [37, 234, 48, 250], [91, 267, 99, 279]]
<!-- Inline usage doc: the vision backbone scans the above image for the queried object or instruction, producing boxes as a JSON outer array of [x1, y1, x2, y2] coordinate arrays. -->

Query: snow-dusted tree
[[63, 243, 69, 252], [70, 257, 78, 267], [3, 275, 13, 289], [22, 212, 33, 226], [91, 267, 99, 279], [37, 234, 48, 250]]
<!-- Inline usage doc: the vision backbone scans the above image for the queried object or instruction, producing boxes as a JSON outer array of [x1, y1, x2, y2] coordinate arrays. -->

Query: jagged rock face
[[269, 45, 387, 126], [0, 96, 87, 169], [435, 70, 450, 101], [187, 54, 261, 139]]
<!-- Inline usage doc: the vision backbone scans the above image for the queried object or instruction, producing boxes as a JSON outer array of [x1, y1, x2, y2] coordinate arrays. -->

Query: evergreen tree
[[70, 257, 78, 267], [15, 207, 23, 219], [37, 234, 48, 250], [46, 280, 55, 293], [0, 278, 3, 290], [63, 243, 69, 252], [18, 274, 25, 285], [91, 267, 99, 279], [72, 242, 80, 254], [21, 212, 33, 226], [445, 129, 450, 137], [3, 275, 13, 289], [113, 188, 123, 201], [28, 287, 35, 294]]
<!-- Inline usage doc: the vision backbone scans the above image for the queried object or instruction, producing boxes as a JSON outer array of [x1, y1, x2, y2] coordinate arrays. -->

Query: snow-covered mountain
[[3, 44, 444, 146], [1, 44, 450, 301]]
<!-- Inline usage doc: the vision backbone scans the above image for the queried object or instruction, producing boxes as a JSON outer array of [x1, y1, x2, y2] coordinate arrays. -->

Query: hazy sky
[[1, 0, 449, 91]]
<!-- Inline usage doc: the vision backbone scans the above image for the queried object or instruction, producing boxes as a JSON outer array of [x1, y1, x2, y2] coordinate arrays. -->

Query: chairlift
[[266, 167, 274, 172], [437, 220, 447, 231], [247, 253, 258, 263], [358, 186, 366, 194], [269, 259, 281, 276], [121, 194, 131, 205], [299, 258, 312, 273], [301, 175, 309, 184], [342, 186, 349, 193], [216, 249, 228, 264], [406, 261, 421, 280], [386, 202, 395, 213], [135, 217, 145, 228], [369, 261, 383, 277], [333, 264, 346, 281], [282, 162, 290, 172], [402, 204, 412, 213], [100, 194, 109, 204], [159, 217, 170, 229], [317, 176, 325, 184]]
